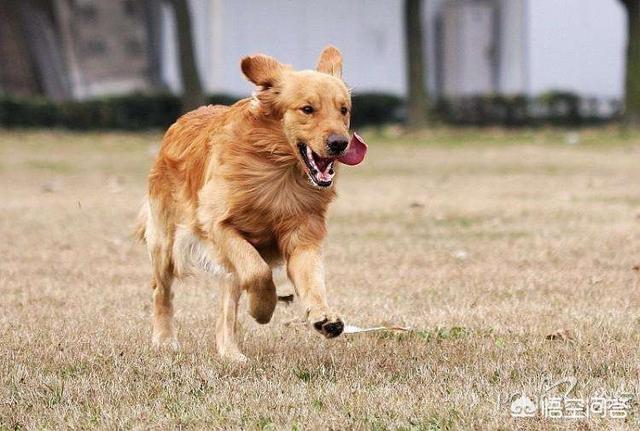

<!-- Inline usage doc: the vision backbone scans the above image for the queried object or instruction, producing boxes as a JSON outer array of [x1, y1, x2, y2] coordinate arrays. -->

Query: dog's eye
[[340, 107, 349, 116], [301, 105, 314, 115]]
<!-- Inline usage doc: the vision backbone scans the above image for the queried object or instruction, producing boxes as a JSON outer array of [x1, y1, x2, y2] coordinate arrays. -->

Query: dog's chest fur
[[223, 163, 335, 248]]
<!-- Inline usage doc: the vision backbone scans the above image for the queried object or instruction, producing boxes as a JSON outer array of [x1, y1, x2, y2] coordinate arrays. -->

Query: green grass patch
[[25, 159, 76, 173], [376, 326, 471, 343], [363, 126, 640, 149]]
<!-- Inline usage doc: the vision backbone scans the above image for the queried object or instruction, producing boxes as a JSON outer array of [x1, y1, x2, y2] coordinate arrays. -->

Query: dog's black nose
[[327, 134, 349, 155]]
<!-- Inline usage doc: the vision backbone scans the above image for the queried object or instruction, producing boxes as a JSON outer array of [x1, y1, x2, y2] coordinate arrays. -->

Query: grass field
[[1, 127, 640, 430]]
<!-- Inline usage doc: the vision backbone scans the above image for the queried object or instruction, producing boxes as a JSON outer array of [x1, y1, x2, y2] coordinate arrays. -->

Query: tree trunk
[[622, 0, 640, 127], [167, 0, 205, 112], [404, 0, 430, 129], [0, 0, 40, 97], [144, 0, 166, 90]]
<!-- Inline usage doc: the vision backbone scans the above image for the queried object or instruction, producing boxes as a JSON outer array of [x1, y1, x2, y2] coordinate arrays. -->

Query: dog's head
[[241, 46, 367, 188]]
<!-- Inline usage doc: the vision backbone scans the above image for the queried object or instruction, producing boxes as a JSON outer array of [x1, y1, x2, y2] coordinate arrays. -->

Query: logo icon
[[510, 395, 537, 418], [505, 377, 633, 420]]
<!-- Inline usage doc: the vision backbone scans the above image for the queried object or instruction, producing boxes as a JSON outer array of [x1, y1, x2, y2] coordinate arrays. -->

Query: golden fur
[[136, 47, 353, 361]]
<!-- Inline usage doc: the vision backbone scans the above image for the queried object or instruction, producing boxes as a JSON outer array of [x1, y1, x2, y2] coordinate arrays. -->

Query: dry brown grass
[[1, 128, 639, 430]]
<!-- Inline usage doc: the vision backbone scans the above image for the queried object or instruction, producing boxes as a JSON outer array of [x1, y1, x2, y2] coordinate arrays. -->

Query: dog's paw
[[243, 270, 277, 324], [219, 349, 248, 364], [310, 313, 344, 339], [152, 333, 180, 351], [247, 284, 277, 324]]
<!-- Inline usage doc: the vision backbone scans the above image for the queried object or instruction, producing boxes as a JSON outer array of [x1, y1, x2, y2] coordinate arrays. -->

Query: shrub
[[207, 94, 240, 106], [350, 93, 404, 127], [0, 97, 60, 127], [538, 91, 582, 126], [436, 91, 618, 127], [0, 91, 619, 130]]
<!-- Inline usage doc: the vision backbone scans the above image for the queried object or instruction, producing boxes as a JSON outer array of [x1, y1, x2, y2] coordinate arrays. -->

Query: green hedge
[[436, 91, 620, 127], [0, 91, 620, 130], [0, 92, 402, 130], [351, 93, 404, 127]]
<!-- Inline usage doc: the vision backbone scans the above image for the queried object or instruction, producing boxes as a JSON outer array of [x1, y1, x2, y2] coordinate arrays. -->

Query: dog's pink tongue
[[338, 132, 368, 166]]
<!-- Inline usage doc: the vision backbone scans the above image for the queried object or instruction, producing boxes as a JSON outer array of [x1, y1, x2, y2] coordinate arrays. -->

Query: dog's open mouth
[[297, 134, 368, 188], [298, 143, 336, 187]]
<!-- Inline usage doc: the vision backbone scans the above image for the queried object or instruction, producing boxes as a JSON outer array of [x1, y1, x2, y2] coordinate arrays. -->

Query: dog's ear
[[316, 46, 343, 78], [241, 54, 284, 88]]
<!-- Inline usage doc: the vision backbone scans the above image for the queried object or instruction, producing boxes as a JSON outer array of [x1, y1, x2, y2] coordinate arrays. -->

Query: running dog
[[136, 46, 367, 361]]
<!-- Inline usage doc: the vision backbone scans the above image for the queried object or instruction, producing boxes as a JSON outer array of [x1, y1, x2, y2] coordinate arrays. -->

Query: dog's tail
[[133, 199, 148, 244]]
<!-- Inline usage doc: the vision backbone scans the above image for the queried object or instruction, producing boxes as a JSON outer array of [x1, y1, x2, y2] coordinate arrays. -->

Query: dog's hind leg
[[145, 200, 179, 350], [216, 276, 247, 362], [150, 257, 177, 350]]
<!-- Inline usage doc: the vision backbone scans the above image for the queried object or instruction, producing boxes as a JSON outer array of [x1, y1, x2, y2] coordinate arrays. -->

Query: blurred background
[[3, 3, 640, 428], [0, 0, 638, 130]]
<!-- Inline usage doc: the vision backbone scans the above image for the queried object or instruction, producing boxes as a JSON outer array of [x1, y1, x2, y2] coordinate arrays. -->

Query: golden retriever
[[136, 46, 367, 361]]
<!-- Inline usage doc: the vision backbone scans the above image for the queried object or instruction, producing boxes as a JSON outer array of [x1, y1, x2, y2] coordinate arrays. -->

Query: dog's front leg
[[212, 223, 277, 324], [287, 247, 344, 338]]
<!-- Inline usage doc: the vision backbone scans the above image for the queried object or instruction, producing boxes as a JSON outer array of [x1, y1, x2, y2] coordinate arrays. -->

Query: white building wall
[[160, 0, 627, 100], [163, 0, 406, 97], [497, 0, 527, 94], [440, 1, 497, 96], [527, 0, 625, 98], [160, 2, 179, 93], [423, 0, 446, 95], [160, 0, 215, 94]]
